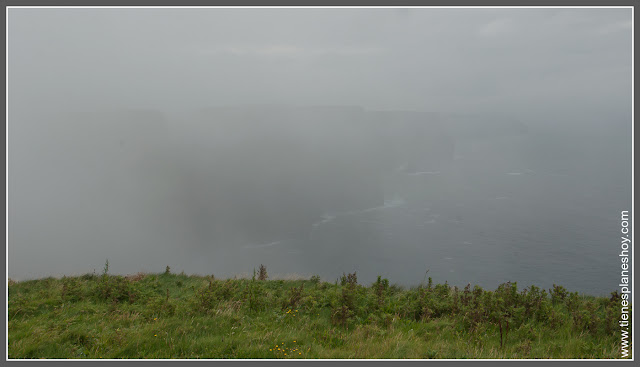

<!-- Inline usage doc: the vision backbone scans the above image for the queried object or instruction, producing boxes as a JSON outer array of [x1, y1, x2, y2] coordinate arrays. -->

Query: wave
[[321, 197, 406, 220], [308, 196, 406, 239], [506, 168, 536, 176], [312, 214, 337, 228], [381, 197, 406, 209]]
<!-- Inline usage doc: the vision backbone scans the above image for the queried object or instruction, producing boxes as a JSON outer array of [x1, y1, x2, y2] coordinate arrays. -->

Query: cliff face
[[34, 106, 455, 248], [176, 106, 454, 246]]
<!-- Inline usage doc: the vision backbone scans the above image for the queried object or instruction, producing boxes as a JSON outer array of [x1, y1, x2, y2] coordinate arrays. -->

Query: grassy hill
[[8, 264, 630, 359]]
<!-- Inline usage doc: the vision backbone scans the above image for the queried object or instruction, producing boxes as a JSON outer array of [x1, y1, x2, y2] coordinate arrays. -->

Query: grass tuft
[[8, 266, 632, 359]]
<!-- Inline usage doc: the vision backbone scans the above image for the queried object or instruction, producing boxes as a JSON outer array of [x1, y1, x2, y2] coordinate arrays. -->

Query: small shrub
[[247, 269, 267, 312], [331, 304, 354, 327], [462, 283, 472, 306], [96, 275, 137, 304], [373, 276, 389, 309], [218, 280, 238, 301], [81, 272, 98, 281], [282, 283, 304, 310], [258, 264, 268, 281], [471, 285, 484, 309], [193, 281, 217, 313], [61, 276, 83, 302], [550, 284, 568, 304], [340, 272, 357, 286], [124, 272, 146, 283]]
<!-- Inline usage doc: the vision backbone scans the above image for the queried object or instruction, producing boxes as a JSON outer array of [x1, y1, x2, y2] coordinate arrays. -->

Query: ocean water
[[8, 124, 632, 297], [216, 132, 631, 296]]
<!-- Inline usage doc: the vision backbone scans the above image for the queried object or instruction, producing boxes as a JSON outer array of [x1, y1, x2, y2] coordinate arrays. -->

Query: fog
[[7, 8, 632, 294]]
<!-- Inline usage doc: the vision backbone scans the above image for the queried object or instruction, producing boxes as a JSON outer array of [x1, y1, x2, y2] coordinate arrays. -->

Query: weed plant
[[8, 263, 631, 359]]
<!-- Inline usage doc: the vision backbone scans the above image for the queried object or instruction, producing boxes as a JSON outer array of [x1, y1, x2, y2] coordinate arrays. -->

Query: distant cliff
[[41, 106, 456, 248], [175, 105, 454, 246]]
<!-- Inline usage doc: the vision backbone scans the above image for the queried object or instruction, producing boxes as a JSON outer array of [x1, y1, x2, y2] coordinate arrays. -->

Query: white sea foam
[[357, 197, 406, 214], [309, 197, 405, 239], [382, 197, 406, 208], [312, 214, 337, 227]]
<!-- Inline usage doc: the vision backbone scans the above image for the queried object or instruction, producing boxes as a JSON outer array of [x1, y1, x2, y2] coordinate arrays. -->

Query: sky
[[8, 7, 632, 124], [6, 7, 633, 284]]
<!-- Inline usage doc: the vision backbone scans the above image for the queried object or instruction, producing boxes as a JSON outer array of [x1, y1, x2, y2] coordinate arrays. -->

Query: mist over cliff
[[10, 105, 458, 258], [8, 8, 631, 294]]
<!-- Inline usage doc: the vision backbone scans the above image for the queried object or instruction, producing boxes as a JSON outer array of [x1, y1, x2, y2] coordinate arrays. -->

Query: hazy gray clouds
[[8, 8, 632, 290], [9, 8, 632, 120]]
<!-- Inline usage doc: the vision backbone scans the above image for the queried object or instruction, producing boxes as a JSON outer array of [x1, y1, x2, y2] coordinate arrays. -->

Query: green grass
[[8, 268, 632, 359]]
